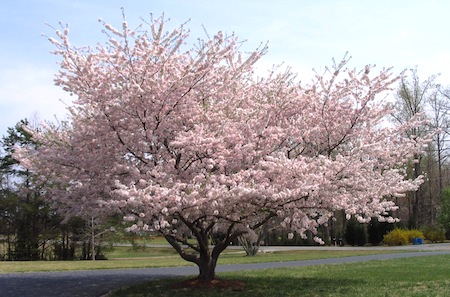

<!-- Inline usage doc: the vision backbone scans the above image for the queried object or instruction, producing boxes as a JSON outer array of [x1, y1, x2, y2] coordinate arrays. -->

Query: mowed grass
[[111, 255, 450, 297], [0, 246, 399, 274]]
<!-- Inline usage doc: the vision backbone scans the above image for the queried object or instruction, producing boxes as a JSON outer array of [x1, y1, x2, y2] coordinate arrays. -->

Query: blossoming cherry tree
[[16, 16, 429, 282]]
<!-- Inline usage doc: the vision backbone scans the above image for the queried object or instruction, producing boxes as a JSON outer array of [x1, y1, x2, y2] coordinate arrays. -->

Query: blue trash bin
[[412, 238, 423, 245]]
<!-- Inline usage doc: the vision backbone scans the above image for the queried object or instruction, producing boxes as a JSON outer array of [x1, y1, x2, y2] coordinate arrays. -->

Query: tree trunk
[[41, 240, 46, 260], [163, 219, 237, 283], [238, 235, 260, 256], [197, 253, 218, 281], [91, 216, 96, 261], [411, 154, 422, 229], [7, 232, 12, 260]]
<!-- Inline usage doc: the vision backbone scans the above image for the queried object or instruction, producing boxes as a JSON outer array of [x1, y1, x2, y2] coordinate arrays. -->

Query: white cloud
[[0, 63, 71, 136]]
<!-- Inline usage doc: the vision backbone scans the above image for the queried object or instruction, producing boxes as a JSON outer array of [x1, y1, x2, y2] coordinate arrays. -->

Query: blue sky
[[1, 0, 450, 136]]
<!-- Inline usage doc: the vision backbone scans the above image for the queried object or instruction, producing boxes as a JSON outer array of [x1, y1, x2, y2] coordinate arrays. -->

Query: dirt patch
[[173, 277, 246, 291]]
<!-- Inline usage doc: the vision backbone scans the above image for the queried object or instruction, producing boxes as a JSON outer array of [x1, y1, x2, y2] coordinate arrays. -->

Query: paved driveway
[[1, 245, 449, 297]]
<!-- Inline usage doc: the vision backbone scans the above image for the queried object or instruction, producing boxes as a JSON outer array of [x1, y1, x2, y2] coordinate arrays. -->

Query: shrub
[[438, 187, 450, 232], [423, 226, 446, 243], [368, 219, 394, 246], [383, 229, 425, 246], [383, 229, 409, 246], [345, 217, 368, 246], [405, 229, 424, 242]]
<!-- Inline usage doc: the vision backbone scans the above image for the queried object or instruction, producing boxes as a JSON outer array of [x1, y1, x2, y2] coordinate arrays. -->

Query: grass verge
[[111, 255, 450, 297], [0, 247, 401, 274]]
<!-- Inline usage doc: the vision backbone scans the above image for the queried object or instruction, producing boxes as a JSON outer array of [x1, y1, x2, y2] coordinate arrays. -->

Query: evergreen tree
[[0, 119, 58, 260], [438, 187, 450, 238]]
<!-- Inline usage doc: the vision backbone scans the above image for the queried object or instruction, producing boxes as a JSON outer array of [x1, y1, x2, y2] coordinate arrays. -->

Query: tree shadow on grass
[[112, 275, 364, 297]]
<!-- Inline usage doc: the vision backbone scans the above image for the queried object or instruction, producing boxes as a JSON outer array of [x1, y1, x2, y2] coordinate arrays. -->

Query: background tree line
[[1, 68, 449, 261], [0, 120, 121, 260], [392, 68, 450, 231]]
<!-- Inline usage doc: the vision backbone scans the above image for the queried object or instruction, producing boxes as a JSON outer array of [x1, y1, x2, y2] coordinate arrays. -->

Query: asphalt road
[[1, 245, 449, 297]]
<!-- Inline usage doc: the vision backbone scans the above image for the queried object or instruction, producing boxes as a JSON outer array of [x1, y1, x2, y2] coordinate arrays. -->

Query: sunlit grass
[[111, 255, 450, 297]]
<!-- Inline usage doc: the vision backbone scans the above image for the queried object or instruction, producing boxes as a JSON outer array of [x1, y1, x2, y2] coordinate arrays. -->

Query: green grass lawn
[[111, 255, 450, 297], [1, 245, 448, 296], [0, 246, 399, 273]]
